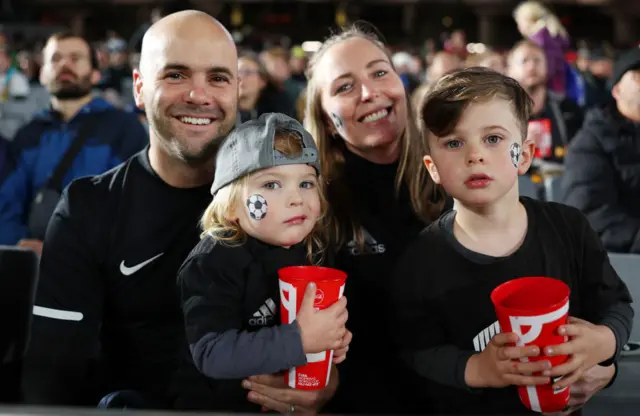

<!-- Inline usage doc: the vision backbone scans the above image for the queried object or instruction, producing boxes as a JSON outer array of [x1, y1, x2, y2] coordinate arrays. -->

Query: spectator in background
[[410, 51, 462, 113], [16, 50, 40, 85], [237, 52, 267, 122], [0, 41, 42, 139], [514, 1, 570, 96], [97, 36, 131, 106], [508, 40, 583, 166], [563, 47, 640, 254], [239, 50, 298, 121], [15, 50, 51, 114], [422, 38, 437, 68], [576, 45, 590, 73], [260, 47, 305, 100], [426, 50, 462, 84], [288, 45, 307, 84], [465, 50, 506, 74], [581, 46, 615, 110], [0, 32, 147, 250], [444, 29, 468, 60], [94, 42, 110, 71], [392, 51, 421, 94]]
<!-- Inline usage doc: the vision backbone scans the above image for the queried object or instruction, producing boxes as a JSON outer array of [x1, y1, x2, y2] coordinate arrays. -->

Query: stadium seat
[[608, 252, 640, 344], [0, 246, 39, 403]]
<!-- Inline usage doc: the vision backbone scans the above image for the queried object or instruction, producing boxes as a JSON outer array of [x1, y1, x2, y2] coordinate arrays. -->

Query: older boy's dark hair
[[418, 67, 533, 152]]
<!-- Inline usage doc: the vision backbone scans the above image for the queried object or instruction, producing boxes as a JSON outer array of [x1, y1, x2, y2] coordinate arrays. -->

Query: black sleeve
[[179, 251, 306, 380], [22, 180, 105, 405], [562, 129, 640, 253], [391, 237, 475, 390], [576, 209, 634, 364]]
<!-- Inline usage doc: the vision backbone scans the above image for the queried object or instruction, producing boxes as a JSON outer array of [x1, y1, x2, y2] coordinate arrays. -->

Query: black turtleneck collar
[[342, 147, 399, 187], [243, 235, 310, 275]]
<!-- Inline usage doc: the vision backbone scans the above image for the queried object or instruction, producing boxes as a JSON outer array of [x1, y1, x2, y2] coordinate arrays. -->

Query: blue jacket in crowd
[[0, 97, 147, 245]]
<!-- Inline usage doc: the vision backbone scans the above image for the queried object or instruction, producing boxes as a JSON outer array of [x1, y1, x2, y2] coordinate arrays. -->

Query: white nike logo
[[119, 253, 164, 276]]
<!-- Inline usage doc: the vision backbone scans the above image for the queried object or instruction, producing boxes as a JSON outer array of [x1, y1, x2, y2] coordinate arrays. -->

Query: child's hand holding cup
[[491, 277, 572, 413], [279, 266, 348, 390]]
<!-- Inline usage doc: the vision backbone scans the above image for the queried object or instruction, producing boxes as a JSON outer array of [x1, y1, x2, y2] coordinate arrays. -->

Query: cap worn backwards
[[210, 113, 321, 195]]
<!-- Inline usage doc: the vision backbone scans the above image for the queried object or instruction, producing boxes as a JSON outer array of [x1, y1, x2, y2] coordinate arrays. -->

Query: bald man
[[21, 11, 238, 406]]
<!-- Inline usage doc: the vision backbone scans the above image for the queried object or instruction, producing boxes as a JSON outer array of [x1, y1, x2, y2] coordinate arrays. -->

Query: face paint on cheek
[[509, 142, 522, 168], [329, 112, 345, 132], [246, 194, 268, 221]]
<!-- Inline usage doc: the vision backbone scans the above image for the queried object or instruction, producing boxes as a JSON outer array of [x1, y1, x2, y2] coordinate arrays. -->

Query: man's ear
[[133, 68, 145, 109], [611, 82, 621, 101], [423, 155, 441, 184], [518, 138, 535, 175]]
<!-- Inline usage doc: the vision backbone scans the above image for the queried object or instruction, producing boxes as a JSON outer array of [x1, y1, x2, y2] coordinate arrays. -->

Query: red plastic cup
[[491, 277, 571, 413], [278, 266, 347, 390]]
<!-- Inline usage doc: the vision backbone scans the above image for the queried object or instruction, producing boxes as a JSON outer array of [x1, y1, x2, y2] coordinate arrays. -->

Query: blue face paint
[[509, 142, 521, 168], [247, 194, 268, 221], [329, 112, 345, 131]]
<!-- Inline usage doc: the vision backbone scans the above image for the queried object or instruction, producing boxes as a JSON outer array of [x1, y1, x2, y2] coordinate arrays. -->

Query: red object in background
[[263, 13, 292, 25], [530, 119, 553, 159], [565, 50, 578, 64]]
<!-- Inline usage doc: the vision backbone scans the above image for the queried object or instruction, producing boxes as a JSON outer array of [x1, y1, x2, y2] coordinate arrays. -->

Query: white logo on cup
[[509, 302, 570, 413], [314, 289, 324, 305], [509, 302, 569, 347], [279, 280, 297, 324]]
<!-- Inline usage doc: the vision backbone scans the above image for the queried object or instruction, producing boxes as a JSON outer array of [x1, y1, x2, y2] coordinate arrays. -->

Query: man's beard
[[49, 74, 93, 100], [150, 108, 236, 167]]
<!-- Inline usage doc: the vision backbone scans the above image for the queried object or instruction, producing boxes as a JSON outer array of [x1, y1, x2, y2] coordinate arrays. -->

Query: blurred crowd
[[0, 0, 638, 254], [2, 1, 638, 254]]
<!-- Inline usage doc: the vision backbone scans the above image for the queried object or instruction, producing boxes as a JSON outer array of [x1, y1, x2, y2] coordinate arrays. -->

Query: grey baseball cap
[[210, 113, 321, 195]]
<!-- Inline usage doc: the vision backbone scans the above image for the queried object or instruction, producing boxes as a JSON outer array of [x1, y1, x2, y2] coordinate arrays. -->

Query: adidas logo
[[347, 228, 386, 256], [472, 320, 501, 352], [249, 298, 276, 326]]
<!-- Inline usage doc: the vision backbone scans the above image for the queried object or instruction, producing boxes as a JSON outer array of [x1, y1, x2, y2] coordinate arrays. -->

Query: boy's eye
[[300, 181, 316, 189], [486, 135, 502, 144], [445, 140, 462, 149]]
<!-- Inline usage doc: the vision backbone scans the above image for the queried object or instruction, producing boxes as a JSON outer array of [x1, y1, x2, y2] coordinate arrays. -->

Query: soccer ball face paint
[[509, 142, 521, 168], [247, 194, 268, 220]]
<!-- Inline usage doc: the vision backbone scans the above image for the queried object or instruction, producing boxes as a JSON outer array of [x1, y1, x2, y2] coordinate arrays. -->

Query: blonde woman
[[514, 1, 570, 94], [249, 25, 447, 414]]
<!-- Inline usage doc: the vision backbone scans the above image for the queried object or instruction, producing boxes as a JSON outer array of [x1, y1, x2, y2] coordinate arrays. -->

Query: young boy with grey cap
[[174, 113, 351, 411]]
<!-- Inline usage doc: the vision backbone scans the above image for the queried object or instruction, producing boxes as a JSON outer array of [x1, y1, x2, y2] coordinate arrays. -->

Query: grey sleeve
[[190, 321, 308, 379]]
